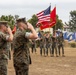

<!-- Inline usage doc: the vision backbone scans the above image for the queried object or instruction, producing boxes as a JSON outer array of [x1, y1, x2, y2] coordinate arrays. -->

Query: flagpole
[[49, 3, 51, 32], [54, 4, 56, 37]]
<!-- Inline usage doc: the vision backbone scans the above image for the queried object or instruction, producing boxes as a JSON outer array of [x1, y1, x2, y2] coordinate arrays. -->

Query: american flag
[[36, 6, 51, 25]]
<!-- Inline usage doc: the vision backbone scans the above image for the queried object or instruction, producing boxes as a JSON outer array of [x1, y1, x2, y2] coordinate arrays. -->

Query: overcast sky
[[0, 0, 76, 23]]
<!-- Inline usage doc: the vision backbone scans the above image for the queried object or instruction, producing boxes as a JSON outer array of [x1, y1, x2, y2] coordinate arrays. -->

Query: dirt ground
[[8, 47, 76, 75]]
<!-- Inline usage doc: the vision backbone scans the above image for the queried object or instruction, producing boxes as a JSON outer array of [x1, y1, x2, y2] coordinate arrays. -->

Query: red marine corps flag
[[50, 7, 56, 27], [40, 7, 56, 30], [37, 7, 56, 30]]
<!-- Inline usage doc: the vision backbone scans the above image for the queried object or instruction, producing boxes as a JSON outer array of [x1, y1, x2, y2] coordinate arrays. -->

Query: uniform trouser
[[46, 44, 52, 55], [49, 44, 52, 55], [46, 48, 48, 55], [43, 48, 46, 56], [40, 46, 46, 56], [31, 45, 36, 53], [58, 44, 64, 55], [0, 59, 8, 75], [9, 50, 11, 60], [14, 62, 29, 75], [43, 44, 47, 56], [46, 45, 48, 56], [40, 47, 42, 56], [52, 44, 57, 55]]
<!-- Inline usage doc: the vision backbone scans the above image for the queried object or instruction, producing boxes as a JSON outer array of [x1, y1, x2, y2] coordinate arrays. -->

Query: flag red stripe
[[40, 7, 56, 30], [36, 6, 50, 25]]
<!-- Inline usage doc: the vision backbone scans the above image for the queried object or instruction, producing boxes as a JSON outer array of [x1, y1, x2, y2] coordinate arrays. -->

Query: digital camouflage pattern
[[31, 40, 36, 53], [46, 36, 52, 55], [39, 31, 46, 56], [57, 35, 64, 56], [51, 36, 58, 57], [0, 31, 9, 75], [7, 42, 11, 60], [13, 28, 30, 75], [57, 36, 64, 45], [0, 59, 8, 75]]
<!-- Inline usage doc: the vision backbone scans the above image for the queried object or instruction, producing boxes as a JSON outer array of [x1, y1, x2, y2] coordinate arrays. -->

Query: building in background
[[36, 27, 53, 34], [63, 25, 70, 32]]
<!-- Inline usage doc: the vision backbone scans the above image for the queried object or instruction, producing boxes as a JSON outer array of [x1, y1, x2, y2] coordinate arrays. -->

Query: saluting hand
[[27, 22, 34, 30], [7, 27, 12, 34]]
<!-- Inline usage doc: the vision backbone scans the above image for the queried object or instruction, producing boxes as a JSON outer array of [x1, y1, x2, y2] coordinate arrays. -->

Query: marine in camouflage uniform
[[39, 32, 46, 56], [39, 31, 43, 56], [0, 21, 13, 75], [13, 29, 30, 75], [51, 31, 58, 57], [42, 33, 47, 56], [31, 40, 37, 53], [39, 37, 43, 56], [57, 32, 65, 57], [13, 18, 37, 75], [46, 32, 52, 56], [51, 36, 58, 57]]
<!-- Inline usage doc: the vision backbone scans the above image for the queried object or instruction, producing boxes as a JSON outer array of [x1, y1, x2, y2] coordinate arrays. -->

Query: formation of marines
[[31, 31, 65, 57], [0, 17, 65, 75], [40, 31, 65, 57]]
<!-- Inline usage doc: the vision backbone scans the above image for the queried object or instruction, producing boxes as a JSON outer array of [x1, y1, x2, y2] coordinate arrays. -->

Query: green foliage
[[53, 15, 63, 30], [28, 14, 63, 30], [28, 14, 38, 28], [0, 15, 19, 29], [68, 10, 76, 32]]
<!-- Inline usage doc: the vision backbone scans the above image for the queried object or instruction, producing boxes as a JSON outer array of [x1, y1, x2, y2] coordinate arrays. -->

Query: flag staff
[[54, 4, 56, 37], [49, 3, 51, 32]]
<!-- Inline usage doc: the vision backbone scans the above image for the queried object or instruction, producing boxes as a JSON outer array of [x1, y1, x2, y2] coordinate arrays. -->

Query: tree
[[53, 15, 63, 30], [68, 10, 76, 32], [28, 14, 63, 30], [28, 14, 38, 28], [0, 15, 19, 29]]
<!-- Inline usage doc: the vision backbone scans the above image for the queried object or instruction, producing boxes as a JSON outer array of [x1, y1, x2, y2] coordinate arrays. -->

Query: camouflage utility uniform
[[46, 36, 52, 56], [39, 35, 46, 56], [13, 29, 30, 75], [31, 40, 36, 53], [57, 35, 65, 56], [39, 37, 43, 56], [7, 40, 11, 60], [0, 32, 9, 75], [51, 36, 58, 57]]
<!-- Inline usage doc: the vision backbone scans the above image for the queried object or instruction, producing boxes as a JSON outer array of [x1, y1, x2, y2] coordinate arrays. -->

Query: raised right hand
[[7, 27, 12, 34], [27, 22, 34, 30]]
